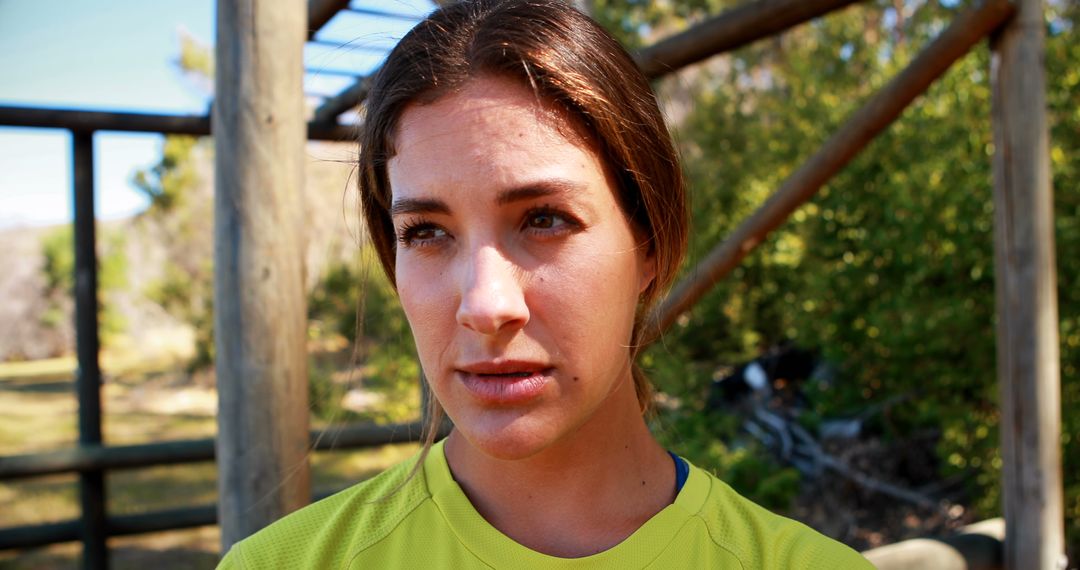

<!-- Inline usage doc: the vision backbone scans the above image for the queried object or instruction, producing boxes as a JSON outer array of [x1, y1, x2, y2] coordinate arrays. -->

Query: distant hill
[[0, 140, 363, 364]]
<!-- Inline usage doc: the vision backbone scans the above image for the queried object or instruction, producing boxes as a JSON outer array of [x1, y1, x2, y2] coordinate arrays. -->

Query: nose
[[456, 245, 529, 335]]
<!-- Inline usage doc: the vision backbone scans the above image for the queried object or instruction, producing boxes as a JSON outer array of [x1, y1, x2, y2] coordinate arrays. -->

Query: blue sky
[[0, 0, 432, 229]]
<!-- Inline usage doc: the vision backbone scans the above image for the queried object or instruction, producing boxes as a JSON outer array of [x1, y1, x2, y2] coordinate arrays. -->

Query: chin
[[452, 411, 563, 461]]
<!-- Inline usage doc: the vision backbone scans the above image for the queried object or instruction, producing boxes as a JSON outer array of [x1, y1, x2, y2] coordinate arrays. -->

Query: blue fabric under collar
[[668, 451, 689, 493]]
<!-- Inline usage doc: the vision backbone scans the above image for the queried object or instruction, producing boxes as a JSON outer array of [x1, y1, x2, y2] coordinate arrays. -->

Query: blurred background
[[0, 0, 1076, 567]]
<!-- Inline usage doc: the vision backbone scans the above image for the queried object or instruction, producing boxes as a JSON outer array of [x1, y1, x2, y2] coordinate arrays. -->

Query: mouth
[[455, 363, 553, 405]]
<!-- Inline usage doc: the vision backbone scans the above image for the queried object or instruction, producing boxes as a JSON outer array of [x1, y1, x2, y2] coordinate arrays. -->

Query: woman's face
[[388, 76, 654, 460]]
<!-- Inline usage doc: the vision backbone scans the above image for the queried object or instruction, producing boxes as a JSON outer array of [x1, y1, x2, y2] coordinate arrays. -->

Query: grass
[[0, 357, 75, 383], [0, 350, 183, 383], [0, 348, 422, 569]]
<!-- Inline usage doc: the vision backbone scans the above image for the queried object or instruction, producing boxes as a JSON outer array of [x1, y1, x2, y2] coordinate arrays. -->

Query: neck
[[443, 376, 675, 558]]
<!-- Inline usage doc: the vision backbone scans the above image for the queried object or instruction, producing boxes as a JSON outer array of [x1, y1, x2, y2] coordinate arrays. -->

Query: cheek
[[536, 247, 641, 340], [396, 258, 451, 346]]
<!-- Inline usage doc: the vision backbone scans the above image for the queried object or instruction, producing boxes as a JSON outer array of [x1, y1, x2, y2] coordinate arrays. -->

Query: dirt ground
[[791, 432, 979, 552]]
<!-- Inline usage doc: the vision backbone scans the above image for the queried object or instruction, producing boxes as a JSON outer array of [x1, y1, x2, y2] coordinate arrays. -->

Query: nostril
[[456, 283, 529, 335], [455, 247, 530, 334]]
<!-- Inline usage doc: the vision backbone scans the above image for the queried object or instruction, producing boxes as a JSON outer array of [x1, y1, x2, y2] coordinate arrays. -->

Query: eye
[[526, 211, 563, 230], [397, 221, 449, 249], [522, 206, 579, 235]]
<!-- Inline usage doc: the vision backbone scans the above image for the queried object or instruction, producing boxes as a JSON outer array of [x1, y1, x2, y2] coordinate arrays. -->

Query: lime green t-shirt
[[218, 441, 873, 569]]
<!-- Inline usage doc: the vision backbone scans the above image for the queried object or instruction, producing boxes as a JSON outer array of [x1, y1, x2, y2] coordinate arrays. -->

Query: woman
[[220, 1, 873, 567]]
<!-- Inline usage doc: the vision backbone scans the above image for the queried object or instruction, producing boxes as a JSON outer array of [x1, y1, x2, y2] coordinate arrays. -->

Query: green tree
[[307, 247, 420, 424], [135, 32, 217, 369], [40, 225, 129, 343], [131, 136, 199, 214]]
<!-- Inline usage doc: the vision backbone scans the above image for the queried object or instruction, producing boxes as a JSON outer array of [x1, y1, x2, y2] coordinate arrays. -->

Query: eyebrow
[[496, 179, 585, 205], [389, 197, 449, 217], [389, 179, 586, 217]]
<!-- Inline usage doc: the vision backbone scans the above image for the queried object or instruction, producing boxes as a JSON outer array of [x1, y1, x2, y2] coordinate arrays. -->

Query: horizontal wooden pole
[[646, 0, 1016, 338], [0, 439, 215, 480], [0, 106, 355, 141], [863, 518, 1005, 570], [636, 0, 863, 79], [0, 421, 452, 551], [312, 74, 375, 124], [307, 0, 351, 40], [345, 6, 424, 21], [0, 421, 428, 480], [0, 519, 80, 551], [0, 486, 347, 551]]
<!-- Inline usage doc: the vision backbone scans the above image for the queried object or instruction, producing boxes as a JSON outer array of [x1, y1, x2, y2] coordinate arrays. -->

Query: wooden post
[[989, 0, 1066, 568], [72, 130, 107, 569], [214, 0, 310, 551]]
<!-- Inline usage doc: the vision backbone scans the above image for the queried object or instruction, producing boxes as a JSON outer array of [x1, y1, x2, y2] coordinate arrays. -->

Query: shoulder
[[218, 453, 431, 569], [689, 464, 875, 569]]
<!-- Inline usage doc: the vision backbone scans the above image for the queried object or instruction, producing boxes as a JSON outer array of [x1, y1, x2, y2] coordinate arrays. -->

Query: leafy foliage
[[40, 225, 129, 344], [131, 136, 199, 214], [308, 247, 420, 424], [134, 135, 216, 370]]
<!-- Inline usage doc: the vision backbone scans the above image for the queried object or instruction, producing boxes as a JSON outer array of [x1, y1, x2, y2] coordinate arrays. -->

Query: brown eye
[[397, 222, 449, 248], [529, 212, 557, 229], [521, 207, 579, 237]]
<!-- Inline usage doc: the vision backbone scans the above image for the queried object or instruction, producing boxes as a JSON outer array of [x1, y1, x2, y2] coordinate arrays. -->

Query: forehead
[[396, 75, 588, 146], [388, 76, 600, 196]]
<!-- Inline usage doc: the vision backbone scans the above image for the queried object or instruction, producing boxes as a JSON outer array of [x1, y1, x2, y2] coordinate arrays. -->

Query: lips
[[456, 361, 553, 405]]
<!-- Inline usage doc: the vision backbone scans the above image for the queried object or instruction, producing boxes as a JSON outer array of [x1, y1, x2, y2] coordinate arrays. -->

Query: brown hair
[[357, 0, 687, 445]]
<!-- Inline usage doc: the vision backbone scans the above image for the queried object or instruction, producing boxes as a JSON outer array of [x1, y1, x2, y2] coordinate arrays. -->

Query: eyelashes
[[395, 205, 583, 250], [396, 219, 447, 248], [521, 206, 577, 234]]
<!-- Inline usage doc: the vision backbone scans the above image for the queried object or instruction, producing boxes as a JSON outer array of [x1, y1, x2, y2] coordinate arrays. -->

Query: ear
[[639, 246, 657, 295]]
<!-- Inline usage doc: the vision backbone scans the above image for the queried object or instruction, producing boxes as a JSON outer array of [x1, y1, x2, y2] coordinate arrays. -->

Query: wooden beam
[[0, 422, 432, 480], [307, 0, 351, 40], [646, 0, 1016, 338], [0, 424, 450, 552], [862, 518, 1005, 570], [0, 519, 80, 552], [312, 73, 375, 125], [0, 106, 355, 141], [0, 107, 211, 135], [307, 38, 393, 53], [0, 486, 348, 551], [635, 0, 863, 79], [72, 130, 107, 570], [311, 0, 861, 124], [0, 438, 216, 480], [214, 0, 310, 550], [989, 0, 1066, 568], [345, 6, 423, 21]]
